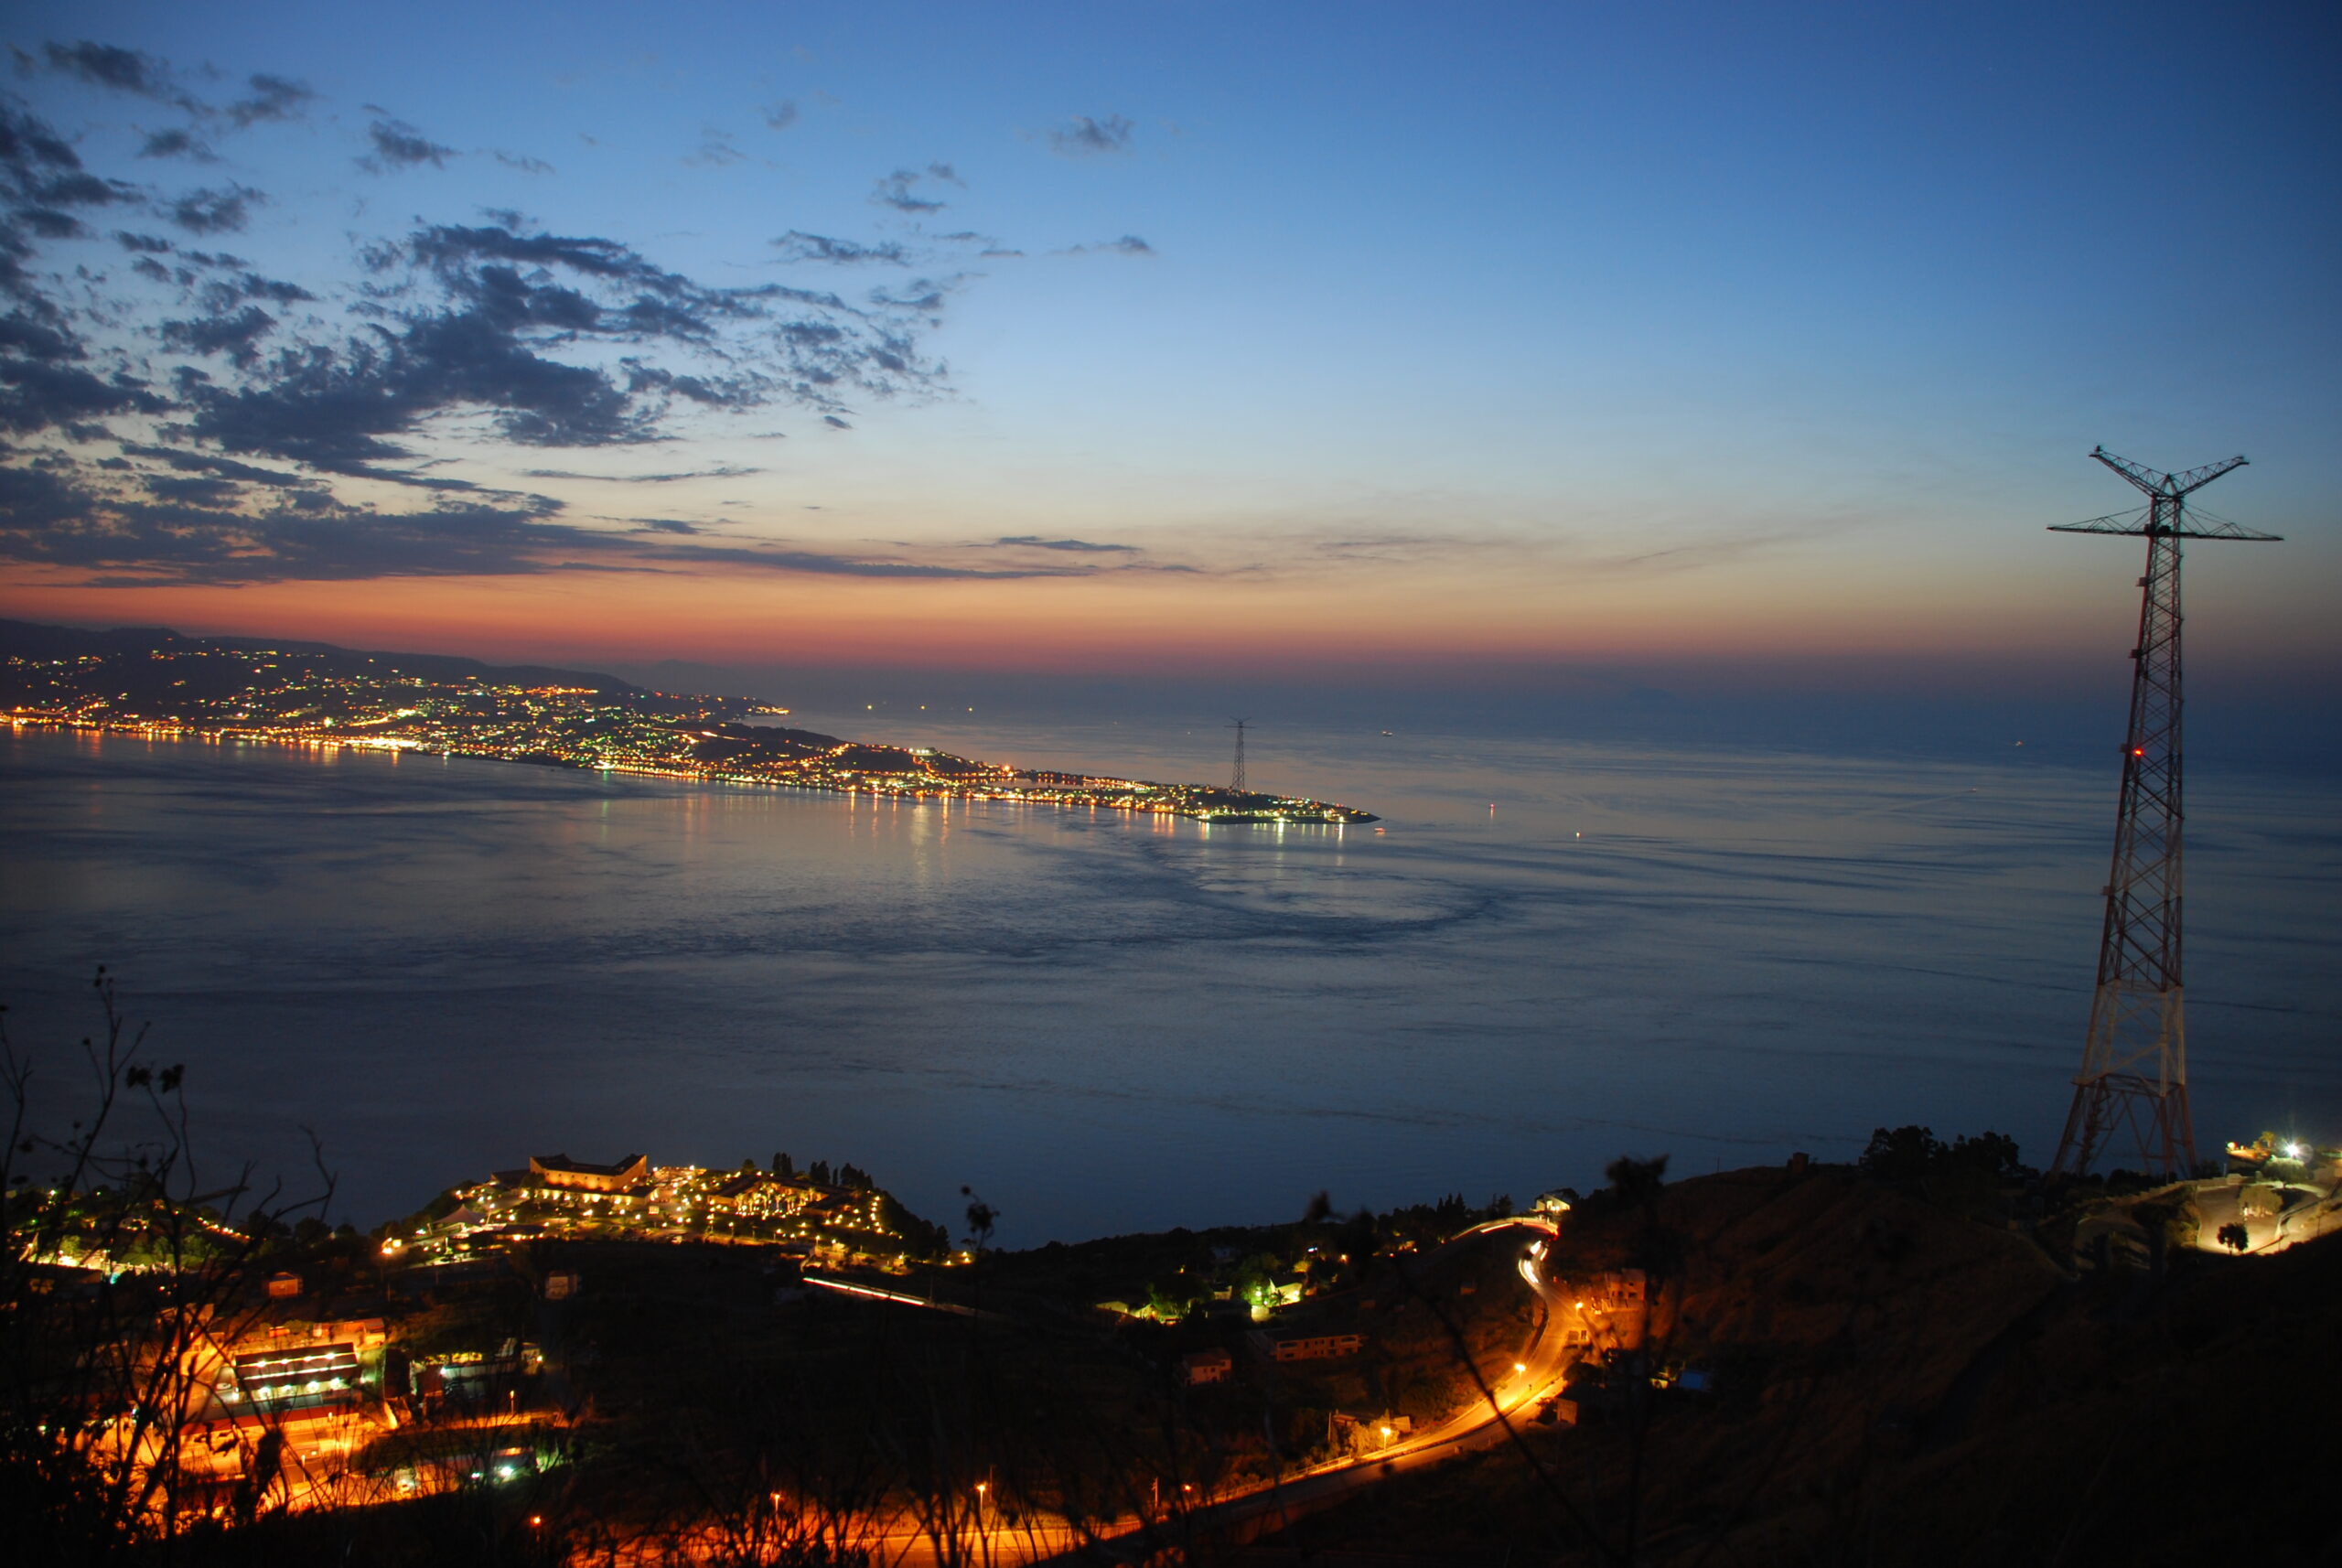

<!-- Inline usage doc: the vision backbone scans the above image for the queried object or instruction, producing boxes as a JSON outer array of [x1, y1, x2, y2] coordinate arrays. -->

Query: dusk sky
[[2, 1, 2334, 697]]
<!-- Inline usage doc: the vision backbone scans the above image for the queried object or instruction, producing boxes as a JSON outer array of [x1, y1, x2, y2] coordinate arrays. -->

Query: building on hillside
[[1598, 1269, 1648, 1305], [529, 1153, 650, 1192], [221, 1342, 366, 1415], [1181, 1348, 1234, 1385], [1261, 1331, 1366, 1363], [409, 1339, 543, 1402], [238, 1315, 388, 1354]]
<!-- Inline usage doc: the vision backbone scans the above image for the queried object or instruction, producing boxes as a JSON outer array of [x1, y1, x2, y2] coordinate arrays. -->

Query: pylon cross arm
[[2163, 454, 2250, 495], [2089, 447, 2247, 497]]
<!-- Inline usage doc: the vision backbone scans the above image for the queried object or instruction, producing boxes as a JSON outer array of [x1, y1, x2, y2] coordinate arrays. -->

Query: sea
[[3, 717, 2336, 1245]]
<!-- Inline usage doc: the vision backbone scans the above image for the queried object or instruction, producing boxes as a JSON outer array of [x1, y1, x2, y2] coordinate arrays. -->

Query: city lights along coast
[[0, 620, 1378, 826]]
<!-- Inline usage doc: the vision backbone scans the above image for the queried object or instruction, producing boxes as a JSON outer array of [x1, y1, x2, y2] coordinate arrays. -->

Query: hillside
[[1243, 1161, 2342, 1565], [0, 617, 654, 699]]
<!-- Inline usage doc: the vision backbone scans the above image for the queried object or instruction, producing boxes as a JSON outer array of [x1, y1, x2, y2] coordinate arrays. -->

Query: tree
[[2, 968, 336, 1558], [1859, 1125, 1946, 1184], [2218, 1222, 2250, 1254]]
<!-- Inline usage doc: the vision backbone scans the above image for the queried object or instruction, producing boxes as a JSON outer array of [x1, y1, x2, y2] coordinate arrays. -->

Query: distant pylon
[[2047, 447, 2280, 1181], [1228, 718, 1250, 793]]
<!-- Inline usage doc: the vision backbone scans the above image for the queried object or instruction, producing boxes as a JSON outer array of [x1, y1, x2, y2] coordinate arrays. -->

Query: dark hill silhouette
[[0, 618, 651, 698]]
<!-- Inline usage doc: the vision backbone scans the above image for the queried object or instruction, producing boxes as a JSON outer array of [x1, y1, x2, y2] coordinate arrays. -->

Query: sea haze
[[3, 721, 2335, 1244]]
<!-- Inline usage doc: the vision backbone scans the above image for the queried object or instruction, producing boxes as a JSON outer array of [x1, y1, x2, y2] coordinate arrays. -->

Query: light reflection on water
[[3, 722, 2335, 1243]]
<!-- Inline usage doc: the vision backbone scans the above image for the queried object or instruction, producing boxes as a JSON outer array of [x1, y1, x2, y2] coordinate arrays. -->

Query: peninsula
[[0, 620, 1377, 825]]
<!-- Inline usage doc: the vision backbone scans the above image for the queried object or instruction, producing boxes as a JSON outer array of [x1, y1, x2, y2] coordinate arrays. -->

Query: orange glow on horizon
[[3, 548, 2328, 687], [0, 569, 2103, 671]]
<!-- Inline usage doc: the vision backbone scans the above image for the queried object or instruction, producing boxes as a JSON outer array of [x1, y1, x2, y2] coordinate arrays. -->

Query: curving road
[[1004, 1217, 1581, 1567]]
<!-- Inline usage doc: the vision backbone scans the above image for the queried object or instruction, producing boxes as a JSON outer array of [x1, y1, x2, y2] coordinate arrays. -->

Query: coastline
[[4, 714, 1380, 825]]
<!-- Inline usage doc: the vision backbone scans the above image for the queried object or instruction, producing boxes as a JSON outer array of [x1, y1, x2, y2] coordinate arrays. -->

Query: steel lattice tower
[[1228, 717, 1251, 793], [2047, 447, 2280, 1180]]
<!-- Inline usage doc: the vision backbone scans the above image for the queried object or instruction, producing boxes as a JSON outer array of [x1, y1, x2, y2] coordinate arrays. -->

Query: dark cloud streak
[[0, 456, 1119, 585], [360, 118, 458, 173], [995, 535, 1139, 553], [167, 186, 261, 233], [1047, 113, 1133, 156], [225, 73, 315, 129], [870, 167, 946, 212], [773, 231, 908, 265], [526, 465, 764, 484], [136, 128, 215, 162]]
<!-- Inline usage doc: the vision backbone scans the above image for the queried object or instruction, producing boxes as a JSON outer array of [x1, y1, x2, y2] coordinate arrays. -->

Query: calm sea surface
[[4, 719, 2336, 1243]]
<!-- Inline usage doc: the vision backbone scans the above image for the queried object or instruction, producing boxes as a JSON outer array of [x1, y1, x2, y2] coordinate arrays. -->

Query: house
[[529, 1152, 650, 1192], [1267, 1332, 1365, 1363], [1598, 1269, 1648, 1305], [1181, 1348, 1234, 1385]]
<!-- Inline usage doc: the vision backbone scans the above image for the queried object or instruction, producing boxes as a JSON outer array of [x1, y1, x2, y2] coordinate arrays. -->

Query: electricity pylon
[[1228, 718, 1251, 793], [2047, 447, 2280, 1180]]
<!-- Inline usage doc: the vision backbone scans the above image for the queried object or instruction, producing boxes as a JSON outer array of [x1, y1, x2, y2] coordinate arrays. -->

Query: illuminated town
[[387, 1152, 951, 1272], [1, 632, 1379, 825]]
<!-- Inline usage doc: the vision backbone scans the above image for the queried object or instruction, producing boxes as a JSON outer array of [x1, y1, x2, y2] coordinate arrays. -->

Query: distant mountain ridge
[[0, 618, 655, 700]]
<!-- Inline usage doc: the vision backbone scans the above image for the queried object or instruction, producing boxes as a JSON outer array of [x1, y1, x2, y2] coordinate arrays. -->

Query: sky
[[0, 1, 2335, 719]]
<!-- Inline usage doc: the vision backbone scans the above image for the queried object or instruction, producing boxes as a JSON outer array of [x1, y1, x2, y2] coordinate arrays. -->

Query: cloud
[[167, 185, 262, 233], [773, 231, 910, 265], [38, 40, 191, 108], [0, 458, 581, 583], [167, 220, 936, 475], [226, 73, 315, 129], [638, 543, 1089, 579], [1048, 113, 1133, 156], [137, 128, 216, 162], [865, 274, 965, 313], [1054, 234, 1155, 257], [822, 414, 851, 429], [0, 313, 81, 361], [116, 442, 313, 488], [761, 101, 799, 131], [492, 150, 554, 175], [36, 43, 313, 133], [525, 465, 763, 484], [870, 167, 947, 212], [0, 91, 974, 586], [685, 128, 747, 167], [995, 535, 1140, 553], [0, 360, 168, 432], [159, 305, 278, 367], [196, 268, 315, 308], [0, 455, 1117, 585], [360, 118, 457, 173]]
